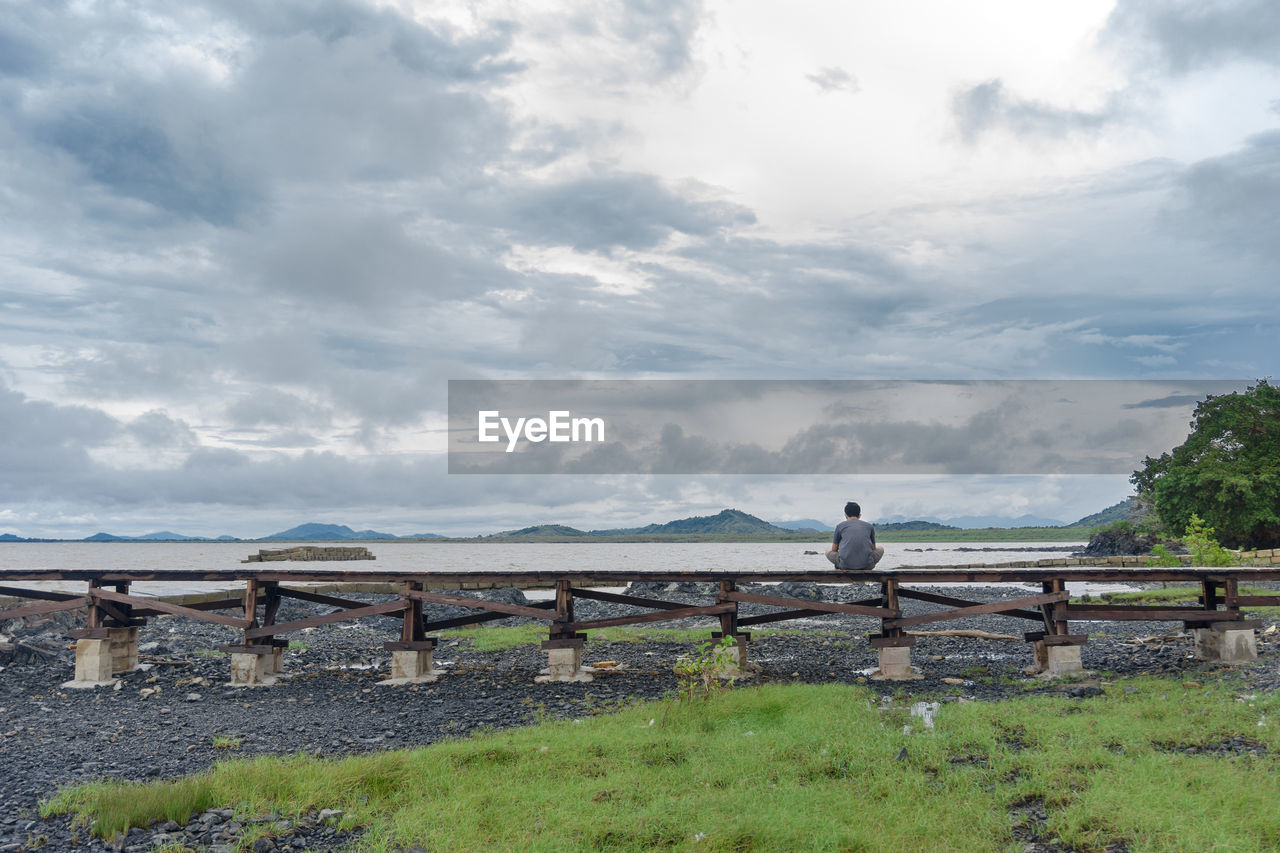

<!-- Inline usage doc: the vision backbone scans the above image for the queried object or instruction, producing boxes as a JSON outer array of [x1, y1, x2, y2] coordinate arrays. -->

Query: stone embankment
[[906, 549, 1280, 570], [242, 546, 375, 563]]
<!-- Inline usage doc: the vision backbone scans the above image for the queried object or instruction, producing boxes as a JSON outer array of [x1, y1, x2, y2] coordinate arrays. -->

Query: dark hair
[[844, 501, 860, 518]]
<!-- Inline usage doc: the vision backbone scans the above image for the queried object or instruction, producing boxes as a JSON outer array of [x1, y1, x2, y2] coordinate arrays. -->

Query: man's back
[[833, 517, 877, 570]]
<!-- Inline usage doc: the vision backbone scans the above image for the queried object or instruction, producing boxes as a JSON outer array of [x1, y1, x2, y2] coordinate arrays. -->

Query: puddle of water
[[910, 701, 940, 731]]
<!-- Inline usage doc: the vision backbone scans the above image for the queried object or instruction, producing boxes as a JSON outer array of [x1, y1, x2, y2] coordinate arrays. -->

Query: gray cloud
[[806, 66, 859, 95], [1164, 130, 1280, 258], [603, 0, 707, 82], [953, 79, 1126, 141], [1106, 0, 1280, 73], [502, 172, 756, 252], [127, 410, 198, 448]]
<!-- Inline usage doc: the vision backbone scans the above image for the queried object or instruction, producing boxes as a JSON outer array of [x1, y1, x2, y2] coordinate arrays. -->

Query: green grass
[[1105, 585, 1280, 613], [44, 679, 1280, 852], [439, 624, 806, 652]]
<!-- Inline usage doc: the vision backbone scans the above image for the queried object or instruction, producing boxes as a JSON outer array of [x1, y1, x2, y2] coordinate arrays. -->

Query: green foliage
[[667, 637, 740, 713], [1144, 544, 1182, 568], [1181, 514, 1239, 567], [43, 681, 1280, 852], [1132, 379, 1280, 548]]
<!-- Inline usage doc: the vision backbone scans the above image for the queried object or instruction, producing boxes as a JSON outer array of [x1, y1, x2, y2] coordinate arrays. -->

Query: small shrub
[[1183, 514, 1239, 567], [1145, 544, 1182, 568]]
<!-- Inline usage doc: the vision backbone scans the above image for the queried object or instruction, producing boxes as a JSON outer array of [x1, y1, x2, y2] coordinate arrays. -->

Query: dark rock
[[776, 581, 822, 601], [1078, 527, 1164, 557]]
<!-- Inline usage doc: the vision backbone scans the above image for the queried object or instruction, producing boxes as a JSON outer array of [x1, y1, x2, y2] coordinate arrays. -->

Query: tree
[[1131, 379, 1280, 549]]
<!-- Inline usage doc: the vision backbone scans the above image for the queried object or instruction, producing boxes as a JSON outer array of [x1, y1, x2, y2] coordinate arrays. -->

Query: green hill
[[877, 520, 959, 532], [593, 509, 788, 537], [1072, 497, 1146, 528], [495, 524, 590, 538]]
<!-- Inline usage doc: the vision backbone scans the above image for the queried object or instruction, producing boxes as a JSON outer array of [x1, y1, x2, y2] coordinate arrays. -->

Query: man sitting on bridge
[[826, 501, 884, 571]]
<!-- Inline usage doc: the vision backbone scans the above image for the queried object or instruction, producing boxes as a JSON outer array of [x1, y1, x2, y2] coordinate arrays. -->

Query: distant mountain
[[594, 509, 789, 536], [495, 524, 590, 538], [83, 532, 128, 541], [941, 514, 1067, 529], [1072, 496, 1146, 528], [134, 531, 203, 541], [261, 523, 398, 541], [877, 520, 960, 532], [215, 535, 239, 541], [0, 533, 27, 542], [401, 533, 445, 539], [771, 518, 835, 532]]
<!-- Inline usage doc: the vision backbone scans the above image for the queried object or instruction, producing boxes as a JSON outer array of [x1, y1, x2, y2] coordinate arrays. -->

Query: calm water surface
[[0, 540, 1085, 573]]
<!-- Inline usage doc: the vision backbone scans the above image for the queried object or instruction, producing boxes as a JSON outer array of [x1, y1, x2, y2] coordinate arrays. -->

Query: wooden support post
[[540, 580, 590, 682], [86, 579, 103, 632], [1201, 579, 1219, 612], [709, 580, 756, 677], [551, 579, 575, 638], [870, 579, 920, 680], [379, 581, 441, 684], [1026, 578, 1085, 677], [1223, 578, 1239, 615], [227, 579, 275, 686], [64, 579, 119, 688]]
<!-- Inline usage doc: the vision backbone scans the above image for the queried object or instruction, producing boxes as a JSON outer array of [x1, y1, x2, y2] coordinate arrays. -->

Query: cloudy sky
[[1, 0, 1276, 538]]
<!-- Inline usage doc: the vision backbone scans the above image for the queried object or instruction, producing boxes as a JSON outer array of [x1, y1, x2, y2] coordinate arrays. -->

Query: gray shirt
[[832, 518, 877, 570]]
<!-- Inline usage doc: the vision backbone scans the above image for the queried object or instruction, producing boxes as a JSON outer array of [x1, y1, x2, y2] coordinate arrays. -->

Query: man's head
[[844, 501, 861, 518]]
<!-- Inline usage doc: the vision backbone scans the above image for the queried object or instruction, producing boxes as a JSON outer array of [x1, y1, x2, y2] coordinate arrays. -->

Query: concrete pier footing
[[62, 626, 140, 688], [228, 652, 277, 687], [109, 626, 139, 674], [707, 636, 759, 679], [265, 645, 285, 676], [1192, 621, 1260, 662], [1024, 634, 1088, 678], [378, 647, 442, 685], [62, 639, 116, 689], [1041, 644, 1084, 677], [537, 639, 595, 683], [871, 645, 923, 681]]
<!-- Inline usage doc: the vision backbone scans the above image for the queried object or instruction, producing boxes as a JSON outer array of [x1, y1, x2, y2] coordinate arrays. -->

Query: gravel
[[2, 581, 1277, 852]]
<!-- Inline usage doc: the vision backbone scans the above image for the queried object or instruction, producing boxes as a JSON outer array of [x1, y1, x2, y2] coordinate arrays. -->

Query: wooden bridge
[[2, 560, 1278, 686]]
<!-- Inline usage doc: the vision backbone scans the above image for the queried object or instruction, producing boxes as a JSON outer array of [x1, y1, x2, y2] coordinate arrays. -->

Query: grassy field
[[45, 678, 1280, 852], [1104, 585, 1280, 615]]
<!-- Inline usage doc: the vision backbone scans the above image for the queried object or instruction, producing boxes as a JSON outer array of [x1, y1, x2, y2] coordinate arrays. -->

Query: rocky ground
[[2, 581, 1278, 853]]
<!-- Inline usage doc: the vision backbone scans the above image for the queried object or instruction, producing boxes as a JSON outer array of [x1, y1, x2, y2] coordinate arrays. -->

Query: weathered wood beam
[[0, 596, 88, 621], [422, 601, 557, 631], [887, 592, 1068, 630], [567, 587, 689, 610], [723, 590, 897, 618], [90, 588, 250, 629], [895, 587, 1044, 621], [0, 586, 83, 603], [274, 587, 404, 620], [566, 603, 736, 631], [737, 608, 828, 626], [404, 589, 558, 620], [1065, 606, 1242, 622], [244, 599, 408, 639]]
